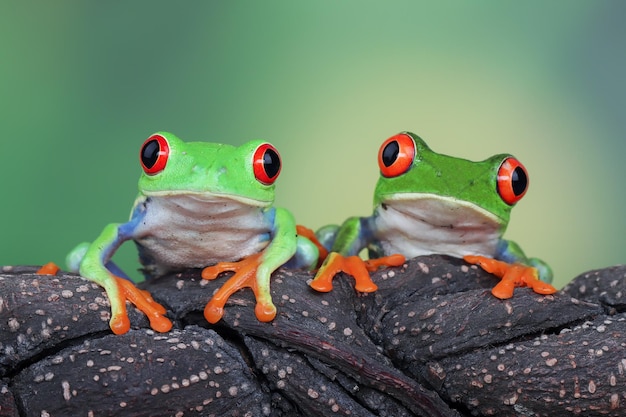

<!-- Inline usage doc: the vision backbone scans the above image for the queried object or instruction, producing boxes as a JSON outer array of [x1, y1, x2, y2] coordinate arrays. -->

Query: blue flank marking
[[262, 207, 276, 241], [359, 217, 375, 252], [105, 201, 147, 281], [495, 239, 515, 263], [104, 261, 132, 280]]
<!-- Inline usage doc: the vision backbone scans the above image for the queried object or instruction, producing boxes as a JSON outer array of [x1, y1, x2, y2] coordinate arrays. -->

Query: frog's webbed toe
[[202, 253, 276, 324], [463, 255, 557, 299]]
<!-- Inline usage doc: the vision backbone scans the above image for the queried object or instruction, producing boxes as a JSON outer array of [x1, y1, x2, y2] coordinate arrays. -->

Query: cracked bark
[[0, 256, 623, 417]]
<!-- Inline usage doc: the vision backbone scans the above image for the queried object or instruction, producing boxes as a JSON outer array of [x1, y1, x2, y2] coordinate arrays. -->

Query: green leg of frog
[[78, 223, 172, 335]]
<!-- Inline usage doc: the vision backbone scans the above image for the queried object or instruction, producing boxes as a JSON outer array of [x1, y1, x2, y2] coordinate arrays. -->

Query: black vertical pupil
[[263, 148, 280, 179], [141, 140, 160, 169], [511, 167, 528, 196], [382, 141, 399, 167]]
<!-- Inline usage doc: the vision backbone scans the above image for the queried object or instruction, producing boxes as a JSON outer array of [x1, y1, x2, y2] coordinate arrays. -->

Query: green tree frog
[[66, 132, 319, 335], [310, 132, 556, 299]]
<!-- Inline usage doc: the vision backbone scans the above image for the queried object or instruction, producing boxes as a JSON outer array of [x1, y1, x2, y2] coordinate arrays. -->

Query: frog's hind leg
[[295, 225, 329, 266], [66, 241, 133, 280], [283, 234, 321, 271], [36, 262, 61, 275], [36, 241, 93, 275]]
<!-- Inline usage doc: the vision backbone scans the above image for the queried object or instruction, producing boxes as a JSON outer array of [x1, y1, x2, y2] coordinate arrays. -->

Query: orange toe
[[255, 302, 277, 323], [363, 254, 406, 272]]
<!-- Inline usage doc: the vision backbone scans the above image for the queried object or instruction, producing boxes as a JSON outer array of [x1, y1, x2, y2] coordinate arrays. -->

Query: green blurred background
[[1, 1, 624, 288]]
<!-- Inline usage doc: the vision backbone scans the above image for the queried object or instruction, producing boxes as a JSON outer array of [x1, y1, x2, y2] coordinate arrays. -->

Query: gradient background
[[1, 1, 624, 288]]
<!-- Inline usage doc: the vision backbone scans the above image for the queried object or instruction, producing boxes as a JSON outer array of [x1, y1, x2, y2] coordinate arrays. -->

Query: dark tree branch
[[1, 257, 623, 416]]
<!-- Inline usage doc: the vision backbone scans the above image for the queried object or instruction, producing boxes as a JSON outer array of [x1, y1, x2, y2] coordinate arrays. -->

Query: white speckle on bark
[[8, 318, 20, 332], [588, 380, 597, 394], [62, 381, 71, 401], [307, 388, 319, 399], [546, 358, 558, 367]]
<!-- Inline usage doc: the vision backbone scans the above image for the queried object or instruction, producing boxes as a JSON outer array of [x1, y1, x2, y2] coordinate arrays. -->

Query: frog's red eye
[[378, 133, 416, 178], [253, 143, 281, 185], [497, 157, 528, 205], [140, 134, 170, 175]]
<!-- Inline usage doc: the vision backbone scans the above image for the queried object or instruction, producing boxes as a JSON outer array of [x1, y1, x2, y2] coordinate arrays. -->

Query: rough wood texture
[[1, 257, 623, 417]]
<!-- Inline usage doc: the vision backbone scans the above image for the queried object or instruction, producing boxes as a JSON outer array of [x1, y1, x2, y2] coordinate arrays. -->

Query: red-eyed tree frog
[[310, 132, 556, 299], [64, 132, 320, 335]]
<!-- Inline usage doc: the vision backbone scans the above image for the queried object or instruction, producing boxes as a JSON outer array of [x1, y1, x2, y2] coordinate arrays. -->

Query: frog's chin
[[142, 190, 272, 208]]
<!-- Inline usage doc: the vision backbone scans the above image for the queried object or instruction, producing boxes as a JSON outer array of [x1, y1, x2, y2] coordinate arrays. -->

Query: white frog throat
[[371, 193, 504, 259], [134, 193, 272, 276]]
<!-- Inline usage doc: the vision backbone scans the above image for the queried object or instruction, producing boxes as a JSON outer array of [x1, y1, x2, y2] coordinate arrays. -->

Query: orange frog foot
[[109, 277, 172, 335], [35, 263, 172, 334], [201, 253, 275, 324], [463, 255, 557, 299], [309, 252, 406, 293], [36, 262, 61, 275]]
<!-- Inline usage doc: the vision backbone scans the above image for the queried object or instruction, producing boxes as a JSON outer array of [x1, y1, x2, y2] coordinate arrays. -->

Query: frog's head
[[137, 132, 281, 206], [373, 132, 529, 230]]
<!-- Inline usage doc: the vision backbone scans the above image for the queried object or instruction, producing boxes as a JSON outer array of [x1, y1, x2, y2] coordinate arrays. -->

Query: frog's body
[[68, 132, 319, 335], [131, 194, 272, 277], [312, 132, 556, 298]]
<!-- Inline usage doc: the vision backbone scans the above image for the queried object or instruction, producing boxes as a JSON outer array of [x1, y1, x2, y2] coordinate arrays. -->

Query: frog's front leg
[[309, 217, 405, 293], [79, 223, 172, 335], [202, 208, 299, 324], [464, 239, 556, 299]]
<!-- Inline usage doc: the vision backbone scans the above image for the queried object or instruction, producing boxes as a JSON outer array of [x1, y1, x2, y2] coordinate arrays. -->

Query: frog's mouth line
[[142, 190, 272, 208], [378, 192, 504, 229]]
